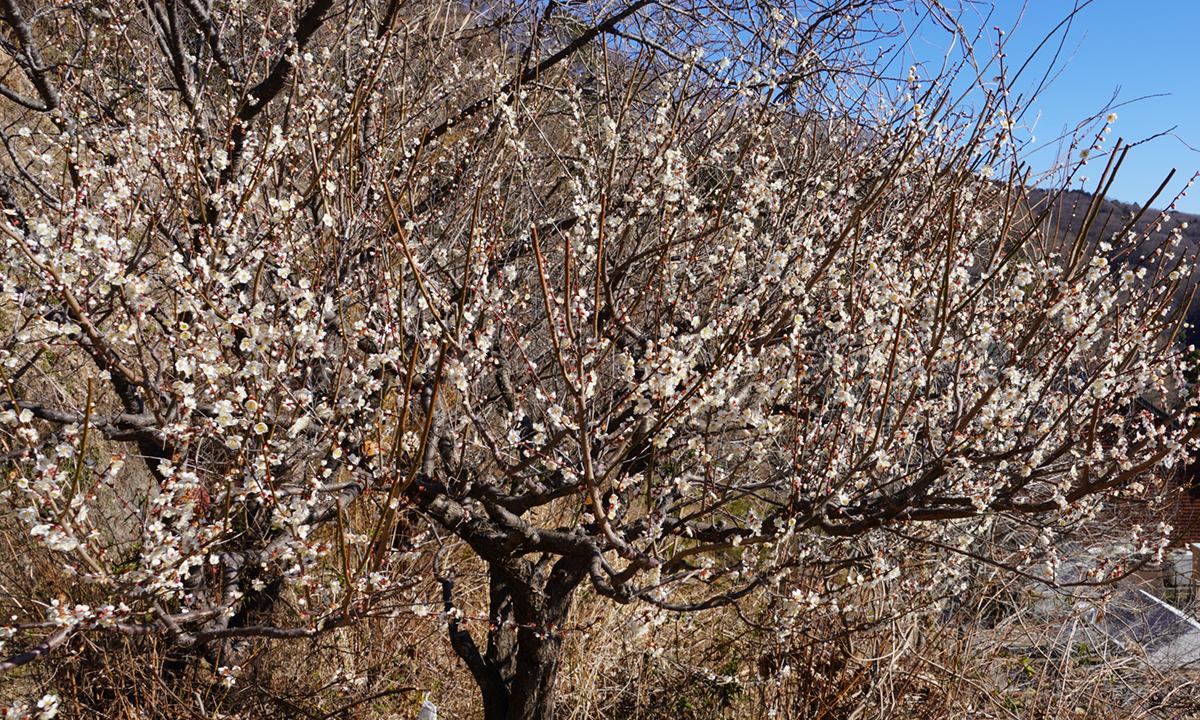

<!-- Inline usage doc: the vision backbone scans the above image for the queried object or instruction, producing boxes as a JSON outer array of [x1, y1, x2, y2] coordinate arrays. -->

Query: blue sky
[[899, 1, 1200, 212]]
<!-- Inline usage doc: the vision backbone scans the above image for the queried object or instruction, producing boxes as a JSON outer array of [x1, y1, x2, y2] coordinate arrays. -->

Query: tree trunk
[[501, 556, 588, 720], [449, 555, 589, 720], [505, 625, 565, 719]]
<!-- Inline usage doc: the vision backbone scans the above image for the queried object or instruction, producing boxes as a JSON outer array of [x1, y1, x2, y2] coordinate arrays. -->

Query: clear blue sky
[[900, 1, 1200, 212]]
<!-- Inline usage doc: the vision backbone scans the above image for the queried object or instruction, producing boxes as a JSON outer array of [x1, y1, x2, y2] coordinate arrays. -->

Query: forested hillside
[[1026, 185, 1200, 345]]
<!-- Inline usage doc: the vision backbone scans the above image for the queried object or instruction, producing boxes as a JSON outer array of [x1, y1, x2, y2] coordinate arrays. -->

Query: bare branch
[[0, 0, 58, 111]]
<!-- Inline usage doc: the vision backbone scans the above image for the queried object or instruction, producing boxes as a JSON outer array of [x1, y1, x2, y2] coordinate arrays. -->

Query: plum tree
[[0, 0, 1194, 718]]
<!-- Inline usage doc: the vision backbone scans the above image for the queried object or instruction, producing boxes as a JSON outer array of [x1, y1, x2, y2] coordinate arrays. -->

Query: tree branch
[[0, 0, 58, 111], [0, 624, 76, 674]]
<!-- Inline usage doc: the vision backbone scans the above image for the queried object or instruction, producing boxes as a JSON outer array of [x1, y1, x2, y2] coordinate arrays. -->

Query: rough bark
[[450, 556, 589, 720]]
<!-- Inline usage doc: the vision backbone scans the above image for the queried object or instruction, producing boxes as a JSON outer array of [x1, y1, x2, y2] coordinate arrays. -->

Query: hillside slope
[[1025, 186, 1200, 346]]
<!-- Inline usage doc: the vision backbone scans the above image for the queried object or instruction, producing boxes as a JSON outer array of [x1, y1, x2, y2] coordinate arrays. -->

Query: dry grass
[[3, 476, 1200, 719]]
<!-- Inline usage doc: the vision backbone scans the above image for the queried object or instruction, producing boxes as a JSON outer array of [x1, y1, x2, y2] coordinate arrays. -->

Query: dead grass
[[3, 483, 1200, 719]]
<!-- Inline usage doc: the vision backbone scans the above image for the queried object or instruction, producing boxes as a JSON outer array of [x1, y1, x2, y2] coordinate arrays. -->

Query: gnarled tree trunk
[[443, 555, 589, 720]]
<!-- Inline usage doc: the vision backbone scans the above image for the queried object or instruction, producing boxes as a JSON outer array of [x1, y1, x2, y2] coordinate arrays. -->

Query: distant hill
[[1025, 187, 1200, 258], [1023, 186, 1200, 346]]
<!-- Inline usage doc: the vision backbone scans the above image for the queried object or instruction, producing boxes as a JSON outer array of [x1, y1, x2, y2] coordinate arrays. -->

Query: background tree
[[0, 0, 1195, 718]]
